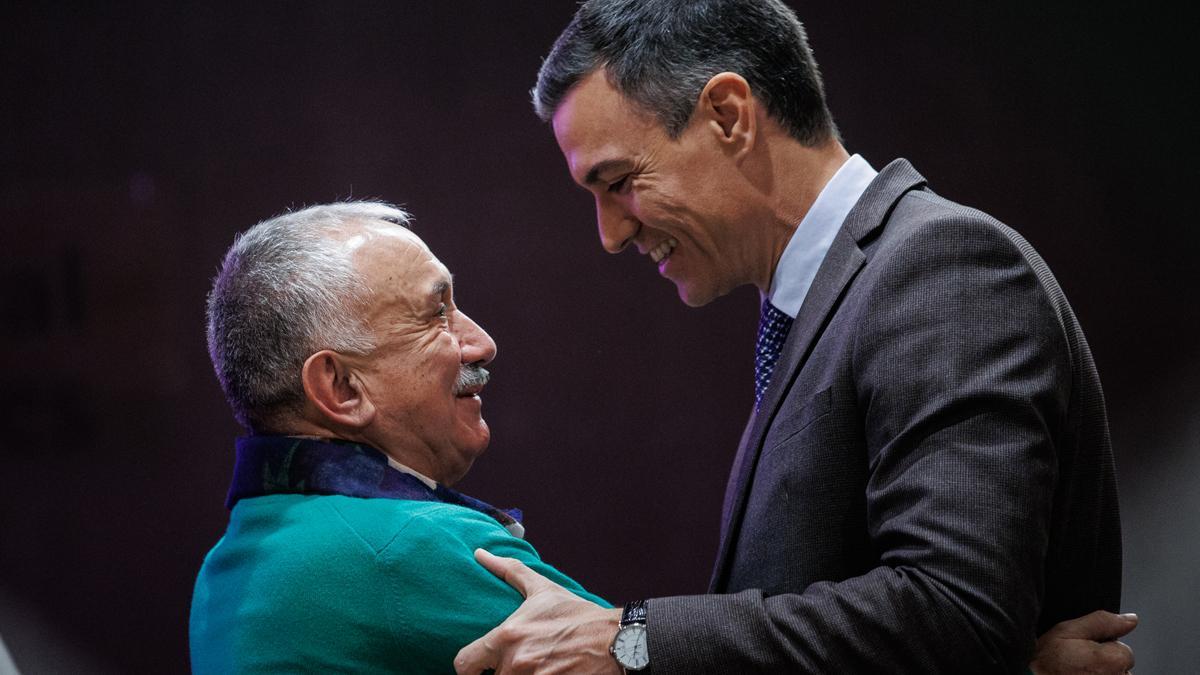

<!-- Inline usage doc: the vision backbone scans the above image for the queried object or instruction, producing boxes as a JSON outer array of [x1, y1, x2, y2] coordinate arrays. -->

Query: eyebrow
[[431, 277, 451, 299], [583, 159, 633, 187]]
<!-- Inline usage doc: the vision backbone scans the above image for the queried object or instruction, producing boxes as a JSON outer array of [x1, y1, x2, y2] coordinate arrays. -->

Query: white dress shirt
[[768, 154, 878, 318]]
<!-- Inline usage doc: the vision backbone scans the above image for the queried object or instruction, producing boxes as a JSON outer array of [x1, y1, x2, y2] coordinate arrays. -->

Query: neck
[[277, 415, 446, 485], [748, 136, 850, 296]]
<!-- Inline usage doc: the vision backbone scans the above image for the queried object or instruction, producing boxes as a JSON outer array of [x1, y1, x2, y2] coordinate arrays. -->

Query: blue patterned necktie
[[754, 299, 795, 410]]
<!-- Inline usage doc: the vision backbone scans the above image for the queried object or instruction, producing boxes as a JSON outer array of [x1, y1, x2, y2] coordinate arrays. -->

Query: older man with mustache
[[188, 202, 606, 673]]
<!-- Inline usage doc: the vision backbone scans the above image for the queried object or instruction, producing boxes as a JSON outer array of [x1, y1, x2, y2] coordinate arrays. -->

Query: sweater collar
[[226, 435, 525, 538]]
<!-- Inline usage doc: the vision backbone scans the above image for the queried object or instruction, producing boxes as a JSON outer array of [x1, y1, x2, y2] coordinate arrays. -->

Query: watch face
[[612, 624, 649, 670]]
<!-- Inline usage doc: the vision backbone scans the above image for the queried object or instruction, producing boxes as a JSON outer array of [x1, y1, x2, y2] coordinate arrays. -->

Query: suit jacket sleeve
[[645, 211, 1071, 672]]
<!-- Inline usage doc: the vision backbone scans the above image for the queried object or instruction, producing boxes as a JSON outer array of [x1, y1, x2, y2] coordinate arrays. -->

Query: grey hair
[[206, 201, 411, 431], [532, 0, 839, 145]]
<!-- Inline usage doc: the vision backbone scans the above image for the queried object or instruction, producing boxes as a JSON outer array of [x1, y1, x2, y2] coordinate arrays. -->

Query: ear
[[300, 350, 376, 430], [698, 72, 756, 158]]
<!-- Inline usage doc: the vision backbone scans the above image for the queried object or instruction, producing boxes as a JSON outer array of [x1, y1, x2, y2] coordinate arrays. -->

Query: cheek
[[637, 187, 694, 232], [413, 333, 460, 368]]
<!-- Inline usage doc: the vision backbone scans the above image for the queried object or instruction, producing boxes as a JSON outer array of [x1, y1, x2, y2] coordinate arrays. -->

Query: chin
[[458, 422, 491, 457], [676, 282, 721, 308], [444, 437, 489, 488]]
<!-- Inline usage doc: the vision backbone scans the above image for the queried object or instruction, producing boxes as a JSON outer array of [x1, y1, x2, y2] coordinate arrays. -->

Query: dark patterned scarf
[[226, 435, 524, 537]]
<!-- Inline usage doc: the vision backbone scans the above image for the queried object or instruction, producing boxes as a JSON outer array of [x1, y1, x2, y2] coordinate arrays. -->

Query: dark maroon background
[[1, 2, 1195, 672]]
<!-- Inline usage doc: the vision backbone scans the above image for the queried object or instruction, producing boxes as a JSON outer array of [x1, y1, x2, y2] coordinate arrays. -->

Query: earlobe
[[301, 350, 375, 430], [700, 72, 756, 156]]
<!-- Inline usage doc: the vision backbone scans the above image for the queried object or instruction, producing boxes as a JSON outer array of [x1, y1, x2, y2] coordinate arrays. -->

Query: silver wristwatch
[[610, 600, 650, 671]]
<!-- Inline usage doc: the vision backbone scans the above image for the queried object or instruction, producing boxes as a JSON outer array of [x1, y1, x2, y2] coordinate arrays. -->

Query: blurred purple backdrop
[[1, 1, 1195, 672]]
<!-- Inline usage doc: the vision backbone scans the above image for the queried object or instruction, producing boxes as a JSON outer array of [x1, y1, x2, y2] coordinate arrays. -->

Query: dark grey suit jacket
[[645, 160, 1121, 672]]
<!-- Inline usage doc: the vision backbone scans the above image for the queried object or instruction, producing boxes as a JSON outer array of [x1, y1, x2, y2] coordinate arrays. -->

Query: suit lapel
[[709, 159, 927, 592], [709, 230, 865, 591]]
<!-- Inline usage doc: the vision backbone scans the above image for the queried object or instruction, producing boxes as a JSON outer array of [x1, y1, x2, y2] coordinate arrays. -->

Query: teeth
[[649, 238, 678, 263]]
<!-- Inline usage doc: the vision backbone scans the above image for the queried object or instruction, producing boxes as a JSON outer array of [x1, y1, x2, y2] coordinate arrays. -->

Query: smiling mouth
[[649, 238, 678, 264]]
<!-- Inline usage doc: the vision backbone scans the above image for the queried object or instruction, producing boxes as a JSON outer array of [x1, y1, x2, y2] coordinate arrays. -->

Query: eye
[[436, 304, 448, 319], [607, 174, 631, 194]]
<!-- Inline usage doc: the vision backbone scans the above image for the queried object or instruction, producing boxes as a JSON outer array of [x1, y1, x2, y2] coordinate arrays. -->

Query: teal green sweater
[[190, 494, 608, 673]]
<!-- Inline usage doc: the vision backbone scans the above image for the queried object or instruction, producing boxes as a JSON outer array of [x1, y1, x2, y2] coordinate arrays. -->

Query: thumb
[[474, 548, 551, 599], [1053, 610, 1139, 641], [454, 623, 501, 675]]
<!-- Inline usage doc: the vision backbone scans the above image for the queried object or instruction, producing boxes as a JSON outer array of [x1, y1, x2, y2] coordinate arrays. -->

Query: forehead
[[343, 220, 451, 296], [551, 70, 661, 184], [339, 220, 424, 257]]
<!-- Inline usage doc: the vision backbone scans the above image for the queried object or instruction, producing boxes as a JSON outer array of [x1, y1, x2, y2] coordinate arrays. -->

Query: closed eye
[[607, 175, 631, 194]]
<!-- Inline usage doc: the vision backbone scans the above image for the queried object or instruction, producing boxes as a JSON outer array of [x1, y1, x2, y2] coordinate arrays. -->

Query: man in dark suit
[[455, 1, 1136, 672]]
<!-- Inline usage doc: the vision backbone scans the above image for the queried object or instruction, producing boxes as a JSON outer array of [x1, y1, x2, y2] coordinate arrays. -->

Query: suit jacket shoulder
[[645, 159, 1120, 674]]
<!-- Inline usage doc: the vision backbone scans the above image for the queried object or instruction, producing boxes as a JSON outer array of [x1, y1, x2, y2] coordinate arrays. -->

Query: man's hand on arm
[[450, 547, 1139, 674], [1031, 610, 1138, 675], [455, 549, 623, 675]]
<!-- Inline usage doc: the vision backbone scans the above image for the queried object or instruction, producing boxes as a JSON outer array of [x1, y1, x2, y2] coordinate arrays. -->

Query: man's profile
[[189, 202, 606, 673]]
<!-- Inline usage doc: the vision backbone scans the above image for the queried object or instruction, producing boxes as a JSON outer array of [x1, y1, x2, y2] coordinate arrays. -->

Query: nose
[[596, 194, 639, 254], [455, 310, 497, 365]]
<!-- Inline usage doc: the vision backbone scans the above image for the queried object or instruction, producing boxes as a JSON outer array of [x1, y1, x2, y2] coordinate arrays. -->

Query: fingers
[[1052, 610, 1139, 641], [1096, 640, 1135, 673], [474, 548, 552, 599], [455, 625, 500, 675], [1109, 613, 1139, 640], [1031, 638, 1136, 675]]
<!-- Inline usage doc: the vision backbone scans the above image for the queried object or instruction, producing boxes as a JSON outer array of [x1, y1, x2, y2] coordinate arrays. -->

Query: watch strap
[[621, 600, 647, 627]]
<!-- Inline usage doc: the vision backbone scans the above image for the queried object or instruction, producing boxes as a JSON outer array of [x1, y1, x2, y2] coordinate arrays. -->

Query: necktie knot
[[754, 300, 794, 410]]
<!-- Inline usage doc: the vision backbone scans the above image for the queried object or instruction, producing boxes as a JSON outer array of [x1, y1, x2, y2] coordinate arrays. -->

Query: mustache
[[454, 363, 490, 394]]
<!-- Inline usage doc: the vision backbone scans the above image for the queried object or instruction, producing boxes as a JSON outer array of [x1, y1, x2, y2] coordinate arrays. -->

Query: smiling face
[[343, 223, 497, 485], [552, 70, 761, 307]]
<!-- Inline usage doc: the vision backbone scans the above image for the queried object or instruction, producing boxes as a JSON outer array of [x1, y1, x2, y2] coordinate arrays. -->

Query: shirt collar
[[386, 456, 438, 490], [768, 154, 878, 318]]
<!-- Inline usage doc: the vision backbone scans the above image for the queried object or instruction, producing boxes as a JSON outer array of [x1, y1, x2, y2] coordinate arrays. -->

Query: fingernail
[[1120, 612, 1138, 621]]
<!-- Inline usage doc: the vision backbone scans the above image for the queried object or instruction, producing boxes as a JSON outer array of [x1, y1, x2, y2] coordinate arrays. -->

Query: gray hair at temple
[[532, 0, 839, 146], [205, 201, 410, 431]]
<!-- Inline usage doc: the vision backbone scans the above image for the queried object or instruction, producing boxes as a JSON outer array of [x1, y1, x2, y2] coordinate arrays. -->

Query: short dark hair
[[533, 0, 839, 145]]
